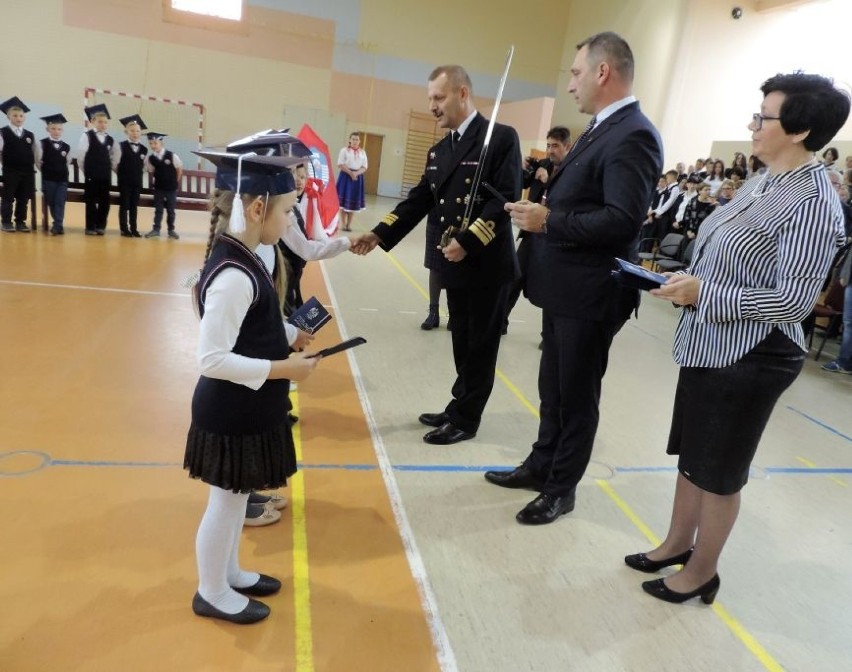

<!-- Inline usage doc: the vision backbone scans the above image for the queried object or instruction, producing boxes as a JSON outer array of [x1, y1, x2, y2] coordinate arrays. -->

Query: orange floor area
[[0, 223, 440, 672]]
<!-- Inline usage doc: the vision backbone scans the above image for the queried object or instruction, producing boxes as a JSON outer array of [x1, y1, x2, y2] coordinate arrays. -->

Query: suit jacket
[[373, 113, 521, 288], [525, 102, 663, 321]]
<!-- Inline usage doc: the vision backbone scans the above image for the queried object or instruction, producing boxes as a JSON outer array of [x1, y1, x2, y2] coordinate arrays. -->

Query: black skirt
[[183, 419, 297, 493], [666, 329, 804, 495]]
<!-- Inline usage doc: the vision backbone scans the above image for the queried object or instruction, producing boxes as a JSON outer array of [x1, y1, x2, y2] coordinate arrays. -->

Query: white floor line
[[319, 260, 459, 672], [0, 278, 188, 298]]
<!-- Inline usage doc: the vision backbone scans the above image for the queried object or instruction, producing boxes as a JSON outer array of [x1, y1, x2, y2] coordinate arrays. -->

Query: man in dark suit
[[486, 32, 663, 524], [505, 126, 572, 331], [352, 65, 521, 445]]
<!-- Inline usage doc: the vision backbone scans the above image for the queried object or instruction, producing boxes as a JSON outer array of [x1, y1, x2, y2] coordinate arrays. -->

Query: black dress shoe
[[423, 421, 475, 445], [420, 310, 439, 330], [191, 592, 270, 624], [120, 231, 132, 237], [418, 411, 449, 427], [642, 573, 720, 605], [625, 548, 693, 573], [233, 573, 281, 597], [484, 465, 542, 491], [130, 230, 142, 238], [515, 492, 575, 525]]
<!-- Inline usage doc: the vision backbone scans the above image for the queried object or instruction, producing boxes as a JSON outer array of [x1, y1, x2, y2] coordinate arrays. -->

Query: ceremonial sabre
[[440, 45, 515, 247]]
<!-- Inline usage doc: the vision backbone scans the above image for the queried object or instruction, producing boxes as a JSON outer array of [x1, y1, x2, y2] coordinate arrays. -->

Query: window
[[171, 0, 242, 21], [162, 0, 247, 33]]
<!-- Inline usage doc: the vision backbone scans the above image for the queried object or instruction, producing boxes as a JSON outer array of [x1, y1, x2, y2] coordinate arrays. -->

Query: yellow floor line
[[290, 391, 314, 672], [382, 248, 786, 672], [795, 456, 847, 487]]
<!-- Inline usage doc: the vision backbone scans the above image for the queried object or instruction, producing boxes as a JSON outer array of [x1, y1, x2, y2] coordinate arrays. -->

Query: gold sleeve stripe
[[380, 213, 399, 226], [469, 218, 496, 245]]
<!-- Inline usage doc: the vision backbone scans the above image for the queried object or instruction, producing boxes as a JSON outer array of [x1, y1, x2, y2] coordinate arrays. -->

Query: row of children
[[0, 96, 181, 237]]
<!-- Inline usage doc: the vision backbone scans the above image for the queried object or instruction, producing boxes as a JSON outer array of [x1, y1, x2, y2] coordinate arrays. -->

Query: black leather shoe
[[418, 411, 449, 427], [625, 548, 693, 573], [191, 592, 270, 624], [130, 230, 142, 238], [642, 573, 720, 605], [233, 574, 281, 597], [120, 231, 132, 237], [420, 310, 439, 330], [515, 492, 575, 525], [484, 465, 542, 491], [423, 421, 475, 445]]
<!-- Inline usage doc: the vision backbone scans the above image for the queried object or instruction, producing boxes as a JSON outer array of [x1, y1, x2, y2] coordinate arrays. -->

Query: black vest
[[191, 235, 290, 435], [149, 150, 178, 191], [1, 126, 35, 171], [279, 206, 308, 278], [117, 140, 148, 187], [40, 138, 70, 182], [82, 130, 113, 181]]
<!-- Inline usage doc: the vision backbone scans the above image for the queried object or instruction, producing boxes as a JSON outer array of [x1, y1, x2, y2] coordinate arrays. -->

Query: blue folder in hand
[[611, 258, 668, 291]]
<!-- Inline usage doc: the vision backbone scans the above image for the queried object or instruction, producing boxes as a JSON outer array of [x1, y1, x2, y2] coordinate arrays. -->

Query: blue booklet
[[287, 296, 332, 334], [612, 258, 668, 291]]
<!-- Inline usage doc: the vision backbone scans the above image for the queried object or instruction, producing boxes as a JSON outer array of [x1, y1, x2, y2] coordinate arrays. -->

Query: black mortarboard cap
[[1, 96, 31, 114], [146, 132, 167, 141], [84, 104, 111, 120], [226, 129, 312, 159], [40, 113, 69, 124], [119, 114, 147, 130], [194, 149, 300, 197]]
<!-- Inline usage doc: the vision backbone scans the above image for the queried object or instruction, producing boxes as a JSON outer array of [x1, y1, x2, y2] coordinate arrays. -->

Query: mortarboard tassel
[[229, 152, 256, 234]]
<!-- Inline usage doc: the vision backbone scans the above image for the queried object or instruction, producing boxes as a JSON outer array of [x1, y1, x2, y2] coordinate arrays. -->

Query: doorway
[[360, 132, 384, 196]]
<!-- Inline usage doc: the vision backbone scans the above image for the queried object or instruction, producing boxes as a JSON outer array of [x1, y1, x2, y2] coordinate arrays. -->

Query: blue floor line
[[31, 459, 852, 475], [786, 405, 852, 443]]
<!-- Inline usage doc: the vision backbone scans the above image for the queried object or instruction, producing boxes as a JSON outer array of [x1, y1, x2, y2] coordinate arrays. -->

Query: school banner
[[296, 124, 340, 239]]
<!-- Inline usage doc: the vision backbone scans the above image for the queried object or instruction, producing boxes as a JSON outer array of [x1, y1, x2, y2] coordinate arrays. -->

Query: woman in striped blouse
[[624, 73, 850, 605]]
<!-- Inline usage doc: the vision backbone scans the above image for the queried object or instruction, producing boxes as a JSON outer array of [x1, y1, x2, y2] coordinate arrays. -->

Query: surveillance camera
[[731, 7, 743, 19]]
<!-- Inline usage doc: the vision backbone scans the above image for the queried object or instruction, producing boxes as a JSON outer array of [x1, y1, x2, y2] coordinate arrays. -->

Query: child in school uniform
[[35, 113, 72, 236], [144, 132, 182, 239], [113, 114, 148, 238], [184, 137, 320, 625], [78, 104, 114, 235], [0, 96, 36, 233]]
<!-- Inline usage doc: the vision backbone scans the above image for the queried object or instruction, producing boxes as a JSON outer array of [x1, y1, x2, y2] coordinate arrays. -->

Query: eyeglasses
[[752, 113, 781, 130]]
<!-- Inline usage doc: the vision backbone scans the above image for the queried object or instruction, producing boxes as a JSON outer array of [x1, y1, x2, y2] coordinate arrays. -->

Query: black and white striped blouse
[[673, 160, 845, 368]]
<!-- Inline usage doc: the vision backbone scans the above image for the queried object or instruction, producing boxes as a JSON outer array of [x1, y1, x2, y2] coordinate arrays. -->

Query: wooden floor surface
[[1, 199, 851, 672]]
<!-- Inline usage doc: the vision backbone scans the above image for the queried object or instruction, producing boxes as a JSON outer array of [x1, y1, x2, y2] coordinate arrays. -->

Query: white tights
[[195, 486, 260, 614]]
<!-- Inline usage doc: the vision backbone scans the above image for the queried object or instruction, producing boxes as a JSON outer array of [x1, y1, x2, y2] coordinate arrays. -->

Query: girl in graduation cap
[[183, 142, 320, 624]]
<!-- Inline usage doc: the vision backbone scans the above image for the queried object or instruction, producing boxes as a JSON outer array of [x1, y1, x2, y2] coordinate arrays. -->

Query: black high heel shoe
[[624, 547, 693, 573], [641, 573, 720, 605]]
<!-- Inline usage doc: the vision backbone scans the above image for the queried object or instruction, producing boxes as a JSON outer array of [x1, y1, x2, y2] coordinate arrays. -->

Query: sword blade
[[459, 44, 514, 230]]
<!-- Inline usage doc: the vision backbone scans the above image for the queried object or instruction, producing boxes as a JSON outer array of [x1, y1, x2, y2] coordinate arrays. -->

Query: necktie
[[451, 130, 461, 151], [573, 116, 597, 147]]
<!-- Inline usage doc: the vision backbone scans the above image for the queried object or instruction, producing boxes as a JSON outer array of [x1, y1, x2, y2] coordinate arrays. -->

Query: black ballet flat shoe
[[625, 548, 693, 573], [233, 574, 282, 597], [191, 592, 270, 624], [641, 573, 720, 605]]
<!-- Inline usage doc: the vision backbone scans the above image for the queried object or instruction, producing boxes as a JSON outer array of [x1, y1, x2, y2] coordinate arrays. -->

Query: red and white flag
[[296, 124, 340, 239]]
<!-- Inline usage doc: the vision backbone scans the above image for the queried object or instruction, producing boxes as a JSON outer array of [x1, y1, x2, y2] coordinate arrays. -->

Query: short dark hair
[[665, 169, 678, 179], [760, 73, 851, 151], [823, 146, 839, 162], [546, 126, 570, 143], [428, 65, 473, 94], [577, 32, 634, 82]]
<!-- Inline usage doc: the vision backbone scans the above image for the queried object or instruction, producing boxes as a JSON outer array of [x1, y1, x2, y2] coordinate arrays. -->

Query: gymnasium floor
[[1, 197, 850, 672]]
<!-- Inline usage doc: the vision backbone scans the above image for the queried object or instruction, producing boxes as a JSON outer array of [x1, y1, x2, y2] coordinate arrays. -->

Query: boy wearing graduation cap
[[78, 104, 115, 235], [113, 114, 149, 237], [35, 113, 72, 235], [0, 96, 36, 233], [144, 132, 182, 239]]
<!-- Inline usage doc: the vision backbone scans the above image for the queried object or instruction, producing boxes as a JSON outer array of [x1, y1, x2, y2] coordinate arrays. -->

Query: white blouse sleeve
[[337, 147, 348, 167], [282, 212, 351, 260], [197, 267, 272, 390]]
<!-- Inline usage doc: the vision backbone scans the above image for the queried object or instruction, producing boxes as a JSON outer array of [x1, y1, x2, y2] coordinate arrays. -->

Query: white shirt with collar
[[592, 95, 637, 130]]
